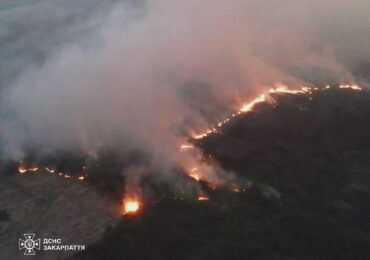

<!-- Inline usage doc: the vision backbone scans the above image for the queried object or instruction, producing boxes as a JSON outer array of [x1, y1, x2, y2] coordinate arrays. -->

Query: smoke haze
[[1, 0, 370, 185]]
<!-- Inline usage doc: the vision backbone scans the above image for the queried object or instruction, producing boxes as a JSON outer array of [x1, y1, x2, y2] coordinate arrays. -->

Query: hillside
[[73, 87, 370, 260]]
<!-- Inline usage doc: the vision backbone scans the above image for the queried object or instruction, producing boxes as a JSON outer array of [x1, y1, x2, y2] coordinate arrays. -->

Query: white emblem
[[19, 233, 41, 255]]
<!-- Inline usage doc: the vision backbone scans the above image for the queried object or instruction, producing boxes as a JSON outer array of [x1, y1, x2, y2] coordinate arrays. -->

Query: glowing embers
[[18, 165, 38, 173], [18, 165, 27, 174], [17, 163, 88, 181], [192, 128, 217, 140], [230, 184, 247, 193], [122, 198, 141, 215], [18, 165, 40, 174], [45, 167, 55, 173], [197, 195, 210, 201], [180, 144, 194, 152], [339, 84, 362, 91]]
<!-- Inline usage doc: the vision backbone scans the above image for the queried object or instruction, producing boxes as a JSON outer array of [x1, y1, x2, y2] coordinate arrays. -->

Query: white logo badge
[[19, 233, 41, 255]]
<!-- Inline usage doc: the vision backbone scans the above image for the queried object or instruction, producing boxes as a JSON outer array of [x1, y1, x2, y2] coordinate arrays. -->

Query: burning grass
[[73, 84, 370, 260], [7, 84, 365, 219]]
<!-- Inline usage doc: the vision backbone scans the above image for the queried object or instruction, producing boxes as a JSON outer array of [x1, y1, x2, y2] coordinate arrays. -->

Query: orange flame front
[[190, 84, 362, 141], [240, 94, 266, 112], [17, 163, 88, 181]]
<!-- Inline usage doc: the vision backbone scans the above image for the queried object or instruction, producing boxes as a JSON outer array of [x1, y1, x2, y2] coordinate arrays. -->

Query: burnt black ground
[[71, 88, 370, 260]]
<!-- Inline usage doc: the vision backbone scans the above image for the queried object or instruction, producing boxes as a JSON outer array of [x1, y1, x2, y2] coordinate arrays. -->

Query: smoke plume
[[1, 0, 370, 191]]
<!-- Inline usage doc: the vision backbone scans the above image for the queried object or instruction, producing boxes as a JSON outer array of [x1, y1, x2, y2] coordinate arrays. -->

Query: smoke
[[1, 0, 370, 191]]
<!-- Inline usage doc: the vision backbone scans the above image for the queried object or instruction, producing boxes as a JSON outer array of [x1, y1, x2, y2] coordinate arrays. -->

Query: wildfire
[[240, 94, 266, 112], [180, 144, 194, 152], [18, 166, 27, 174], [189, 167, 201, 181], [14, 83, 363, 217], [17, 163, 87, 181], [18, 165, 39, 173], [268, 85, 312, 94], [45, 167, 55, 173], [193, 128, 217, 140], [190, 173, 200, 181], [191, 91, 269, 139], [193, 132, 209, 140], [190, 84, 362, 140], [339, 84, 362, 91], [122, 199, 141, 215], [198, 195, 210, 201], [180, 83, 363, 198]]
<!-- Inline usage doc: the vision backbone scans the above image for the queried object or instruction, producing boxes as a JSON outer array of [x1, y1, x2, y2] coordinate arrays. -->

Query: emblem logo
[[19, 233, 41, 255]]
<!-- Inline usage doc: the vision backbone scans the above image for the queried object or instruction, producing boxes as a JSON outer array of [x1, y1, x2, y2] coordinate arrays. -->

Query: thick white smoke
[[0, 0, 369, 187]]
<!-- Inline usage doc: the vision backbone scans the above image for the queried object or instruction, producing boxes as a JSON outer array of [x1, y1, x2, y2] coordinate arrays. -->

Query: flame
[[180, 144, 194, 152], [190, 173, 200, 181], [45, 167, 55, 173], [122, 199, 141, 215], [190, 84, 362, 141], [339, 84, 362, 91], [193, 129, 216, 140], [189, 167, 201, 181], [268, 85, 311, 94], [17, 163, 87, 181], [18, 166, 38, 173], [15, 83, 364, 217], [184, 83, 363, 193], [193, 132, 210, 139], [198, 195, 210, 201], [240, 94, 266, 112], [192, 93, 268, 139], [18, 166, 27, 174]]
